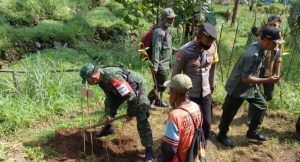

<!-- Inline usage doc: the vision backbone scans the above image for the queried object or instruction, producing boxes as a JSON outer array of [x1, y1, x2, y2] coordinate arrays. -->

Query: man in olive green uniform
[[148, 8, 176, 108], [172, 23, 217, 140], [247, 15, 283, 124], [80, 63, 154, 162], [217, 27, 283, 148]]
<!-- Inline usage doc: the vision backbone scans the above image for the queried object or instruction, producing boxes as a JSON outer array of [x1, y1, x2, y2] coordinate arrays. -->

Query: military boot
[[154, 99, 168, 107], [217, 133, 234, 148], [154, 93, 168, 107], [148, 89, 158, 105], [96, 124, 115, 137], [144, 147, 154, 162]]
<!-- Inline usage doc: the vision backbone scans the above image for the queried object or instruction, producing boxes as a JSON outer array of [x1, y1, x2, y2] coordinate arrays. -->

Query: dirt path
[[45, 106, 299, 162]]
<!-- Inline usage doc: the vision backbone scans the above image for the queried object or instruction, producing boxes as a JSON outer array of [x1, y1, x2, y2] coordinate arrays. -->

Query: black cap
[[200, 22, 217, 40], [267, 15, 281, 23], [261, 27, 284, 44]]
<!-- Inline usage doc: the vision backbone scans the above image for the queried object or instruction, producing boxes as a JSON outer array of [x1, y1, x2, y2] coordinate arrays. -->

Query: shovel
[[80, 114, 127, 143]]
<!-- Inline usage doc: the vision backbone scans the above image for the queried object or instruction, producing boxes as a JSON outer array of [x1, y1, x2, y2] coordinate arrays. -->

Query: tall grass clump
[[0, 48, 93, 136]]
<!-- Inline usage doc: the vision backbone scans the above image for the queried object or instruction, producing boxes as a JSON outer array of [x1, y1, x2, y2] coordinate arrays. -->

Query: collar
[[254, 42, 265, 57], [191, 40, 203, 51]]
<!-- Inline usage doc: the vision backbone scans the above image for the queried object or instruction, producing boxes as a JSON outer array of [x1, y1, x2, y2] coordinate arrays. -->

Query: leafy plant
[[110, 0, 214, 41]]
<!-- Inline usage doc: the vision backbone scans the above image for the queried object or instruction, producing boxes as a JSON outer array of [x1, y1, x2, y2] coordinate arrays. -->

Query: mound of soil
[[47, 128, 144, 162]]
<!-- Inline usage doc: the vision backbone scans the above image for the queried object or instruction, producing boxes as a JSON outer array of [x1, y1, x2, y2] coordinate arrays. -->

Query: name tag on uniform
[[191, 59, 200, 66]]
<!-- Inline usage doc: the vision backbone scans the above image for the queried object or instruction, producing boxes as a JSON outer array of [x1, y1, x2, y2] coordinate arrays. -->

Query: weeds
[[0, 1, 299, 161], [0, 49, 91, 135]]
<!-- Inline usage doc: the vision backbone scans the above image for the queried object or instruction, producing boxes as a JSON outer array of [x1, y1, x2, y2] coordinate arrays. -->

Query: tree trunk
[[231, 0, 240, 26], [156, 0, 160, 25], [184, 23, 190, 42], [189, 17, 196, 38], [249, 0, 255, 11]]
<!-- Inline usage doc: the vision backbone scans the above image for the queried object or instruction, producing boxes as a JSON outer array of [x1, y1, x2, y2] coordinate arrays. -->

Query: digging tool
[[217, 22, 224, 82], [80, 114, 127, 143], [138, 48, 161, 104]]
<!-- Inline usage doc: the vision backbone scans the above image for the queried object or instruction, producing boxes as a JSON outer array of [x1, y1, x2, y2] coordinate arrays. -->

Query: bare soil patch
[[43, 106, 300, 162], [47, 127, 144, 162]]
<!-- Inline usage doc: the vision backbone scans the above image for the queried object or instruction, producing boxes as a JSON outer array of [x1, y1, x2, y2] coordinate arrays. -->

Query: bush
[[0, 0, 103, 26]]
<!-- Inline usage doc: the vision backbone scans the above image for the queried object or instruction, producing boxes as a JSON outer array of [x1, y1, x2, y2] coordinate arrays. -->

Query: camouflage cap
[[163, 74, 193, 93], [80, 63, 95, 84], [161, 8, 177, 18]]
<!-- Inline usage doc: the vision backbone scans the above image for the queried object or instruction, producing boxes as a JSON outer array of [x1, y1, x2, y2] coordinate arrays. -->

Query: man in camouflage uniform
[[80, 63, 154, 162], [172, 22, 217, 140], [148, 8, 176, 108]]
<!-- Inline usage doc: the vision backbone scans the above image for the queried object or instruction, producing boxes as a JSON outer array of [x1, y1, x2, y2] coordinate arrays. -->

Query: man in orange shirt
[[155, 74, 203, 162]]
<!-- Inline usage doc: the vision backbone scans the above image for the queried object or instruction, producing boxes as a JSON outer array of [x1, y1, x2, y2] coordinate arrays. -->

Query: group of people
[[79, 7, 299, 162]]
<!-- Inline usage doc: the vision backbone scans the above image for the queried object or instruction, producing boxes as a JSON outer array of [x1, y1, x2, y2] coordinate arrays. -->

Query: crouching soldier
[[80, 63, 154, 162]]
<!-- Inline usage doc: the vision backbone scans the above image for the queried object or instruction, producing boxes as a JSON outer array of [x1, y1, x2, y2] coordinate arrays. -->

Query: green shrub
[[0, 0, 41, 26], [0, 0, 103, 26], [0, 25, 12, 51]]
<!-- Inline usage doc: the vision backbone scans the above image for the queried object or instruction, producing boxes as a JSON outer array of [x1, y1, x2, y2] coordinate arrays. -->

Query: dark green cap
[[80, 63, 95, 83]]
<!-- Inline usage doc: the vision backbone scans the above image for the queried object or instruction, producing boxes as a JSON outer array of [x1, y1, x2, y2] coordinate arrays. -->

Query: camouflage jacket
[[98, 67, 148, 116]]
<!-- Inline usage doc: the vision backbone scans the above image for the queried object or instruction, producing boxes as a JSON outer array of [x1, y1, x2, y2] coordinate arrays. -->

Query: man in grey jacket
[[148, 8, 176, 108]]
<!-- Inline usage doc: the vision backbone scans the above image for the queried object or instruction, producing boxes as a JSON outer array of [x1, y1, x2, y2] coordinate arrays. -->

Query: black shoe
[[217, 134, 234, 148], [295, 132, 300, 141], [154, 100, 168, 107], [246, 131, 268, 141], [144, 147, 154, 162], [147, 90, 157, 104], [96, 124, 114, 137]]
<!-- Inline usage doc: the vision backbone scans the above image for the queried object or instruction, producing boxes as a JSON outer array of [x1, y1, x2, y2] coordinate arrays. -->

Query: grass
[[0, 1, 299, 161], [0, 48, 90, 135]]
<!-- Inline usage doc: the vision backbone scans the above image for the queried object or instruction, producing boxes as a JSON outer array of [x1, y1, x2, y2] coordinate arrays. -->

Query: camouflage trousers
[[104, 93, 153, 147]]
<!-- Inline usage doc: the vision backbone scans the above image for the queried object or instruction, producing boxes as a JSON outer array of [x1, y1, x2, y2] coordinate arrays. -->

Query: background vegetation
[[0, 0, 299, 160]]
